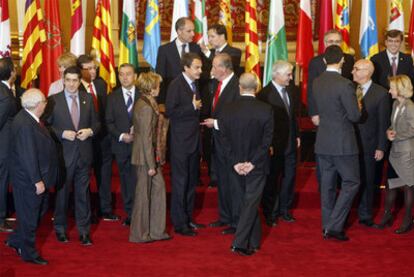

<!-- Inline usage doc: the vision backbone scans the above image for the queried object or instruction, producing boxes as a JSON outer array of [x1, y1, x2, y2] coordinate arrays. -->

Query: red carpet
[[1, 165, 414, 276]]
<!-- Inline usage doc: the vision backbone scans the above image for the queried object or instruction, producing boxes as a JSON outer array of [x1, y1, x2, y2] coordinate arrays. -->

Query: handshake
[[233, 162, 255, 176]]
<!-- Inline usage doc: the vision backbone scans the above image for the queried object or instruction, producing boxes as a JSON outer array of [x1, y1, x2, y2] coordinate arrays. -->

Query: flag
[[119, 0, 138, 68], [408, 0, 414, 56], [0, 0, 11, 58], [245, 0, 261, 87], [170, 0, 189, 41], [335, 0, 351, 53], [143, 0, 161, 69], [70, 0, 85, 56], [21, 0, 46, 89], [92, 0, 116, 90], [263, 0, 287, 86], [40, 0, 63, 96], [389, 0, 404, 31], [219, 0, 233, 44], [295, 0, 313, 105], [192, 0, 207, 45], [318, 0, 333, 54], [359, 0, 379, 59]]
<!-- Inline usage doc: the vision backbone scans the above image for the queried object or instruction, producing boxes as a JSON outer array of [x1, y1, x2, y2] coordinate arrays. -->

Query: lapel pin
[[83, 100, 86, 104]]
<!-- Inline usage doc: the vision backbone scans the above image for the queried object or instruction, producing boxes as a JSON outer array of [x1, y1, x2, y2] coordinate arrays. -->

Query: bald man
[[352, 59, 390, 227]]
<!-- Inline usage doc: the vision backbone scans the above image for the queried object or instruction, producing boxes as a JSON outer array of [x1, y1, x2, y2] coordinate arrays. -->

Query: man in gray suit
[[313, 45, 361, 241]]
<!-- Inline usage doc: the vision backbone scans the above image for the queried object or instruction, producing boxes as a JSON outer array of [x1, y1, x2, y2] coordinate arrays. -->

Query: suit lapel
[[57, 92, 76, 129], [171, 40, 181, 65]]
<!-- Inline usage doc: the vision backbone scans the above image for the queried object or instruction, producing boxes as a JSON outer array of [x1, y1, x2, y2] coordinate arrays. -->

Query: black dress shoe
[[122, 218, 131, 226], [359, 219, 374, 227], [80, 234, 93, 246], [265, 218, 277, 227], [102, 213, 120, 222], [26, 256, 48, 265], [394, 223, 413, 234], [56, 232, 69, 243], [222, 227, 236, 235], [5, 241, 21, 256], [208, 181, 217, 188], [323, 230, 349, 241], [209, 220, 227, 227], [0, 221, 14, 232], [281, 213, 296, 223], [175, 228, 197, 237], [230, 246, 253, 256], [189, 221, 206, 229]]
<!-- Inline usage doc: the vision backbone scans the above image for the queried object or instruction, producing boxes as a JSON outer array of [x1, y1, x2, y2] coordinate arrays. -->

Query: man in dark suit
[[106, 63, 139, 226], [45, 66, 100, 245], [219, 73, 273, 256], [371, 29, 414, 90], [5, 89, 58, 265], [0, 57, 18, 233], [352, 59, 390, 227], [202, 53, 240, 234], [156, 17, 203, 104], [166, 53, 204, 236], [258, 61, 300, 227], [313, 45, 361, 241]]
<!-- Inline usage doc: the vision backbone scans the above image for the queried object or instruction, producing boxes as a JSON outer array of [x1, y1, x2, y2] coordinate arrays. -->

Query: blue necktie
[[126, 91, 133, 120]]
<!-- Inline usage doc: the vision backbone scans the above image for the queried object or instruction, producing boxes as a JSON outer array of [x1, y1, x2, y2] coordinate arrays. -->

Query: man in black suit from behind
[[258, 61, 300, 227], [5, 89, 58, 265], [0, 57, 18, 233], [106, 63, 140, 226], [219, 73, 273, 256], [313, 45, 361, 241], [371, 29, 414, 90], [202, 53, 240, 234], [45, 66, 100, 245], [77, 55, 117, 222], [166, 53, 204, 236], [352, 59, 390, 227], [156, 17, 202, 104]]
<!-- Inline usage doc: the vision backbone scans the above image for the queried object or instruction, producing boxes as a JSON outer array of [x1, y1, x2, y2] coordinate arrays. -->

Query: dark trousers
[[8, 187, 47, 261], [232, 173, 266, 250], [358, 153, 376, 221], [170, 149, 199, 230], [0, 161, 9, 224], [319, 154, 360, 232], [54, 158, 91, 235], [114, 152, 136, 218], [93, 134, 113, 214]]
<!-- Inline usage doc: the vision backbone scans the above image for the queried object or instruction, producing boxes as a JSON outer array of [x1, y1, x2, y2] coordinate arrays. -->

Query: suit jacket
[[313, 71, 361, 155], [390, 99, 414, 153], [219, 96, 273, 175], [156, 39, 202, 103], [106, 86, 140, 155], [44, 90, 100, 166], [257, 82, 299, 155], [354, 82, 390, 155], [0, 82, 18, 160], [211, 74, 240, 119], [10, 110, 58, 189], [202, 44, 242, 77], [308, 53, 355, 116], [371, 50, 414, 90], [165, 74, 200, 154]]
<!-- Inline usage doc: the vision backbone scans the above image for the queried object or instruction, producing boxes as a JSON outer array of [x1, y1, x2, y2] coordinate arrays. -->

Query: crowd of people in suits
[[2, 16, 414, 264]]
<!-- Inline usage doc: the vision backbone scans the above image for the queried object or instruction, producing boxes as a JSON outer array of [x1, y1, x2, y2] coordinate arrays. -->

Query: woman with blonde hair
[[129, 72, 170, 243], [48, 52, 77, 96], [374, 75, 414, 234]]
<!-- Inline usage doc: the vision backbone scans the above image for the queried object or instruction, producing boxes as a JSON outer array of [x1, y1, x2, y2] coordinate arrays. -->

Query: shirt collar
[[386, 50, 399, 61], [271, 80, 285, 93], [122, 86, 135, 95], [360, 80, 372, 94], [1, 80, 10, 89], [64, 90, 79, 98], [216, 43, 228, 52], [326, 67, 340, 73], [182, 73, 195, 88], [25, 109, 40, 123]]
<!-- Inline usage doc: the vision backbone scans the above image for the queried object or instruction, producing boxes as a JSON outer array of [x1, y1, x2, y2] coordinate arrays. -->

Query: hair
[[77, 54, 94, 68], [389, 75, 413, 99], [137, 72, 162, 95], [119, 63, 137, 74], [175, 17, 192, 31], [208, 24, 227, 40], [181, 52, 201, 69], [271, 60, 294, 79], [0, 57, 14, 81], [324, 45, 344, 65], [324, 29, 342, 41], [213, 53, 233, 71], [21, 88, 45, 110], [239, 73, 258, 92], [57, 52, 77, 68], [63, 66, 82, 79], [386, 29, 404, 41]]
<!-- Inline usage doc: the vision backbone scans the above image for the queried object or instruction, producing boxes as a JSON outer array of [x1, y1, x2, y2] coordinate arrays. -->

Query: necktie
[[281, 88, 290, 115], [88, 83, 99, 111], [391, 56, 397, 76], [356, 85, 364, 111], [181, 44, 187, 57], [70, 95, 79, 130], [212, 81, 222, 111], [126, 91, 133, 120]]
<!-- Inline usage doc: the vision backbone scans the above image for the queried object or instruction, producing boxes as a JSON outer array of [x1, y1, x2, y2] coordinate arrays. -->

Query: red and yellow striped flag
[[335, 0, 351, 53], [21, 0, 46, 89], [245, 0, 261, 87], [91, 0, 116, 90]]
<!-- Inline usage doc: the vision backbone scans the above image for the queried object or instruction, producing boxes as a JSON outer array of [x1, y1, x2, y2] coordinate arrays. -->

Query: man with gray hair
[[258, 60, 300, 227], [5, 89, 58, 265]]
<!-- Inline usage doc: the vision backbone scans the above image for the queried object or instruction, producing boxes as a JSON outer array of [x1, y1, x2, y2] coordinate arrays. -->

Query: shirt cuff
[[213, 119, 219, 130], [119, 133, 124, 142]]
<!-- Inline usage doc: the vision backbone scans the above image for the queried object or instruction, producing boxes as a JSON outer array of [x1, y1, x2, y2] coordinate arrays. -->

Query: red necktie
[[88, 83, 99, 111], [212, 81, 222, 111]]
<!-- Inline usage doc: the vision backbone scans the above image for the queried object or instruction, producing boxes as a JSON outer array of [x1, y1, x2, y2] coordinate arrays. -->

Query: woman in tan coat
[[129, 72, 170, 243], [374, 75, 414, 234]]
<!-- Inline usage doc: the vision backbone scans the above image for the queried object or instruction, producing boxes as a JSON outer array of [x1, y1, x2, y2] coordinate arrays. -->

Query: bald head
[[352, 59, 374, 85], [239, 73, 258, 95]]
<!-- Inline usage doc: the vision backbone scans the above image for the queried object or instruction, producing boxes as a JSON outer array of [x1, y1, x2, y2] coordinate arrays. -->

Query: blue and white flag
[[359, 0, 379, 59]]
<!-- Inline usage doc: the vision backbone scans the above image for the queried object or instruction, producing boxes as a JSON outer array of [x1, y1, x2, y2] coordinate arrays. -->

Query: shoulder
[[370, 51, 386, 62], [369, 83, 388, 97], [400, 52, 413, 62]]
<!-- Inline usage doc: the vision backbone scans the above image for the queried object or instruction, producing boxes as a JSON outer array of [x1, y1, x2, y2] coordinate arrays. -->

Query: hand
[[77, 128, 93, 141], [62, 130, 77, 141], [35, 181, 45, 195], [201, 118, 214, 128], [129, 126, 134, 134], [122, 133, 134, 143], [311, 115, 320, 126], [200, 42, 208, 53], [387, 129, 396, 141], [233, 163, 245, 175], [148, 169, 156, 176], [243, 162, 255, 175], [374, 150, 384, 161], [193, 95, 202, 110], [297, 138, 301, 148], [269, 146, 274, 156]]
